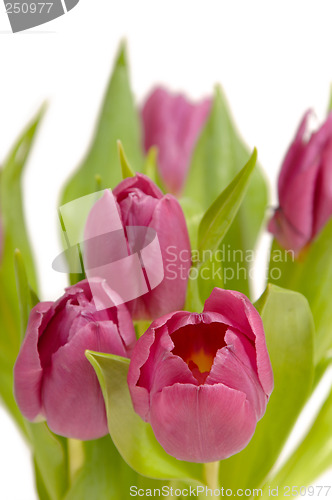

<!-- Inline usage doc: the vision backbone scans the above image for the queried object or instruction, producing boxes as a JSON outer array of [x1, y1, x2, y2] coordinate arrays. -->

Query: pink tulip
[[84, 174, 191, 320], [128, 288, 273, 463], [14, 279, 136, 440], [142, 87, 211, 195], [269, 111, 332, 253]]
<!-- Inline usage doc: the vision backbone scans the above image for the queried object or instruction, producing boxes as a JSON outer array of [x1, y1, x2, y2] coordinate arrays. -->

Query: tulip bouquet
[[1, 42, 332, 500]]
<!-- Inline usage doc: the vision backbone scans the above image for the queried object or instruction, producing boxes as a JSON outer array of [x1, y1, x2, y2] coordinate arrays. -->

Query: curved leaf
[[197, 148, 257, 260], [63, 436, 148, 500], [184, 86, 268, 295], [0, 106, 43, 429], [86, 351, 203, 484], [28, 423, 68, 500], [60, 42, 143, 247], [14, 249, 39, 341], [269, 388, 332, 489], [269, 217, 332, 366], [219, 284, 314, 491]]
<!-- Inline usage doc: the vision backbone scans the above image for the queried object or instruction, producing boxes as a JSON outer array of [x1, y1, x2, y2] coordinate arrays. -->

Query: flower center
[[188, 348, 215, 373], [171, 321, 227, 384]]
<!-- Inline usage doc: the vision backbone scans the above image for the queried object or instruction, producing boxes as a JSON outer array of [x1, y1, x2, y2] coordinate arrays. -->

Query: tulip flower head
[[128, 288, 273, 463], [142, 87, 211, 195], [84, 174, 191, 320], [269, 111, 332, 254], [14, 279, 136, 440]]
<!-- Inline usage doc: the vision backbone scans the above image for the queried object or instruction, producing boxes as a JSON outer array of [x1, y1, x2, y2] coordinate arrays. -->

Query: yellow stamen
[[189, 348, 214, 373]]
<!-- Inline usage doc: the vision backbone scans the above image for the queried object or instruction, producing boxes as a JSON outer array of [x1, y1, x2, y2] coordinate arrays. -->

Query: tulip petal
[[204, 288, 273, 396], [224, 327, 257, 375], [165, 310, 221, 333], [153, 353, 198, 393], [128, 314, 197, 419], [127, 325, 156, 421], [313, 134, 332, 237], [14, 301, 53, 421], [206, 331, 267, 419], [150, 383, 256, 462], [204, 289, 253, 338], [142, 88, 211, 194], [38, 300, 81, 367], [118, 188, 159, 228], [272, 111, 332, 253], [113, 173, 163, 200], [42, 321, 127, 440], [278, 111, 311, 193], [273, 162, 320, 252], [126, 195, 191, 319], [84, 190, 129, 271]]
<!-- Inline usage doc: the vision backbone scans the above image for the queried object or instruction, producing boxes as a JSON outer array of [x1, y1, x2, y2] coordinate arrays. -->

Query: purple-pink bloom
[[128, 288, 273, 463], [142, 87, 211, 195], [269, 111, 332, 254], [14, 279, 136, 440], [84, 174, 191, 320]]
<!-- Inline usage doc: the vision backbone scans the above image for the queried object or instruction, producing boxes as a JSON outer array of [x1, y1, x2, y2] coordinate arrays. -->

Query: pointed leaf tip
[[118, 140, 135, 179], [197, 148, 257, 260], [116, 41, 127, 67]]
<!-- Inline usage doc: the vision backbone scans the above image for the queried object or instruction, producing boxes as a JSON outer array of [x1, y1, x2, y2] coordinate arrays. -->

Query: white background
[[1, 1, 332, 498]]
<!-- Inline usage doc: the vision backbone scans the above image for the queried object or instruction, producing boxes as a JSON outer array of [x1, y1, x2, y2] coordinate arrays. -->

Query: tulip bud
[[14, 279, 136, 440], [84, 174, 191, 320], [128, 288, 273, 463], [142, 87, 211, 195], [269, 111, 332, 254]]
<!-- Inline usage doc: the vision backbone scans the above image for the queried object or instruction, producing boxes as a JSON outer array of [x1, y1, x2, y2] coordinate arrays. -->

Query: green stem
[[203, 461, 220, 498], [68, 439, 84, 484]]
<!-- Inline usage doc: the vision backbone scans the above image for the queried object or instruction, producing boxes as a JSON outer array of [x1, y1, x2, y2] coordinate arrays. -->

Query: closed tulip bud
[[269, 111, 332, 254], [14, 279, 136, 440], [84, 174, 191, 320], [128, 288, 273, 463], [142, 87, 211, 195]]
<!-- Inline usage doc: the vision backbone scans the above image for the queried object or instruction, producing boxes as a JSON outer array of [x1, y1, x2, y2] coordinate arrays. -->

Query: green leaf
[[60, 42, 143, 246], [143, 146, 166, 193], [86, 351, 203, 484], [197, 251, 223, 305], [197, 148, 257, 262], [219, 284, 314, 491], [184, 275, 203, 313], [184, 86, 268, 295], [269, 388, 332, 489], [64, 436, 164, 500], [0, 105, 43, 430], [14, 249, 39, 341], [268, 217, 332, 366], [34, 459, 52, 500], [12, 250, 69, 500], [64, 437, 130, 500], [118, 140, 135, 179], [27, 423, 69, 500], [192, 149, 256, 305], [327, 83, 332, 113], [179, 197, 203, 249], [0, 105, 43, 290]]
